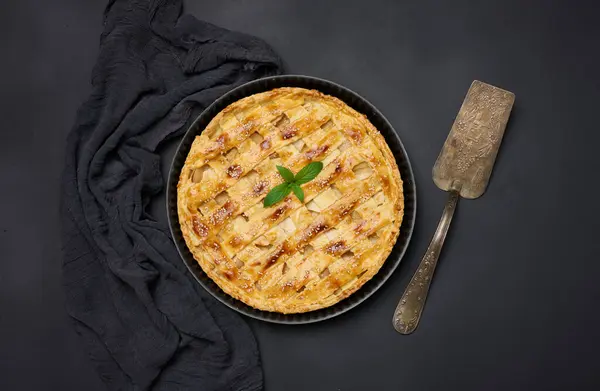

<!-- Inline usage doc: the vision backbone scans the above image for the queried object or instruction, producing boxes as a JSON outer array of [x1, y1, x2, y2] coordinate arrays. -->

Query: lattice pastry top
[[178, 87, 403, 313]]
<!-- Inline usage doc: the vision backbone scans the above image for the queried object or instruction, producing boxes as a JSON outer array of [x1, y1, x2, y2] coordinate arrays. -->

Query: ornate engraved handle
[[393, 190, 460, 334]]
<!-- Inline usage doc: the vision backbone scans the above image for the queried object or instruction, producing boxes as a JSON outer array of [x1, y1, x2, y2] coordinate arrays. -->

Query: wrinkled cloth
[[60, 0, 282, 389]]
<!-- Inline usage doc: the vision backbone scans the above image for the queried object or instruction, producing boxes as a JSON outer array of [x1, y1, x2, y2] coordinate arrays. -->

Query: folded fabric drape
[[60, 1, 282, 389]]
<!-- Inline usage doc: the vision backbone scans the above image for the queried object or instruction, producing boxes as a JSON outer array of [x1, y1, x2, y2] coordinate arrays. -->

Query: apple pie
[[177, 87, 403, 313]]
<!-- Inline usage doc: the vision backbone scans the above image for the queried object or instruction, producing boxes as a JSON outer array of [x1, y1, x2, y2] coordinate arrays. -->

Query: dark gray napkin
[[60, 0, 282, 389]]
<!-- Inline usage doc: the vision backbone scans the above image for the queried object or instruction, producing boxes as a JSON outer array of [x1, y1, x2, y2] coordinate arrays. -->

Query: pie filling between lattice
[[178, 87, 404, 313]]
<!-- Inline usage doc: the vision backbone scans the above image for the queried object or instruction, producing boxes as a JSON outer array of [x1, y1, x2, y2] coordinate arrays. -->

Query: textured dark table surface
[[2, 1, 600, 390]]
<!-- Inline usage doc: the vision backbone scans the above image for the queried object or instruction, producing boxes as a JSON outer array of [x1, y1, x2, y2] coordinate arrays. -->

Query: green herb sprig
[[263, 162, 323, 207]]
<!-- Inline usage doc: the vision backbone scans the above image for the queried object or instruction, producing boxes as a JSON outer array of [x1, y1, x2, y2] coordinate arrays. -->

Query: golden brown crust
[[177, 87, 403, 313]]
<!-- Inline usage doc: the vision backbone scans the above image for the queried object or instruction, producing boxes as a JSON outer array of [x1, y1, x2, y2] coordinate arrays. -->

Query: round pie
[[177, 87, 403, 313]]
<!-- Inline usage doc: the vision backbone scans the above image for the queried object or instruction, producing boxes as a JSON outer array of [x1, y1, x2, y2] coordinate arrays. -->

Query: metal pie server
[[393, 80, 515, 334]]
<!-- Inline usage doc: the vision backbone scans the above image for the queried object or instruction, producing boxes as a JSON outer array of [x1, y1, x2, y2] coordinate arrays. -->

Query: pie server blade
[[393, 80, 515, 334]]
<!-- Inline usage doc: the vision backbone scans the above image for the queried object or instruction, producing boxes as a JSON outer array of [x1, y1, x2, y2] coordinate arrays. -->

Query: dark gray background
[[2, 0, 600, 390]]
